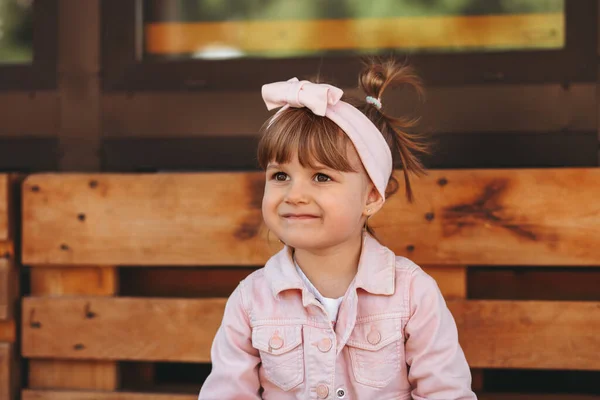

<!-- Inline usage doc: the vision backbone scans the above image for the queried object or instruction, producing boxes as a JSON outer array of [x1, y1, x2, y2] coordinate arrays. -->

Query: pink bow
[[262, 78, 344, 117]]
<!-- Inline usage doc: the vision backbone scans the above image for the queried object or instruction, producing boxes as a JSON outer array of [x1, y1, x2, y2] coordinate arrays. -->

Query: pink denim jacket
[[199, 235, 476, 399]]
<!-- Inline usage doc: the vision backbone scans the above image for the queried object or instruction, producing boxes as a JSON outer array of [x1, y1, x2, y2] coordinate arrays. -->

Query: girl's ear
[[363, 186, 384, 217]]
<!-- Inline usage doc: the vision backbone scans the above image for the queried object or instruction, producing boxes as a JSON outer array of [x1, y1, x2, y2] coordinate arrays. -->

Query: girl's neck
[[293, 233, 363, 299]]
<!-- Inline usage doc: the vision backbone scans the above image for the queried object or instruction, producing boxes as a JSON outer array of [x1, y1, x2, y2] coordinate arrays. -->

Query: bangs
[[257, 107, 357, 172]]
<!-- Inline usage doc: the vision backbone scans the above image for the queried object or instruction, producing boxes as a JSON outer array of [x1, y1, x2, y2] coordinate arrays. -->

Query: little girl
[[199, 60, 476, 400]]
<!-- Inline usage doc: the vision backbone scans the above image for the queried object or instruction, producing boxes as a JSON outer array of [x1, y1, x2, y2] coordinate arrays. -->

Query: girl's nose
[[284, 180, 309, 204]]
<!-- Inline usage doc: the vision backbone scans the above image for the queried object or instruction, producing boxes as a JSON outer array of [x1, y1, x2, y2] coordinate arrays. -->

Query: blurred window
[[0, 0, 33, 64], [143, 0, 565, 61]]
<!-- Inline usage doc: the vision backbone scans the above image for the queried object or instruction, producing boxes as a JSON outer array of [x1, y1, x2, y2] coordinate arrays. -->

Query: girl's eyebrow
[[266, 163, 281, 169]]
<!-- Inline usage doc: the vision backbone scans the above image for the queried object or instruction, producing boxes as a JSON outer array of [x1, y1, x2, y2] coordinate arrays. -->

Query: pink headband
[[261, 77, 393, 201]]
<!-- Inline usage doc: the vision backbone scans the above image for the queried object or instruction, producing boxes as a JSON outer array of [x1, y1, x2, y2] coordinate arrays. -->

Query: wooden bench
[[0, 175, 18, 400], [19, 169, 600, 399]]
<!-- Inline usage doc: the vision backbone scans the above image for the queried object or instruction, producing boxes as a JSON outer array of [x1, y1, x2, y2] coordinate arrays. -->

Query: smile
[[281, 214, 320, 220]]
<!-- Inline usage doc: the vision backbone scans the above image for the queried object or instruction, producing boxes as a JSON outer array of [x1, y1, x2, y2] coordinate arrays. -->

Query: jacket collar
[[265, 234, 395, 298]]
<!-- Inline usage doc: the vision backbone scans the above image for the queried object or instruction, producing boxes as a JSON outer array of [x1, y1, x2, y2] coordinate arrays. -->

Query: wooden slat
[[0, 320, 15, 343], [449, 300, 600, 370], [23, 390, 197, 400], [0, 175, 8, 241], [20, 390, 600, 400], [22, 297, 224, 363], [30, 267, 118, 296], [422, 265, 466, 300], [0, 259, 14, 321], [469, 268, 600, 301], [28, 360, 118, 391], [0, 343, 14, 400], [21, 169, 600, 267], [374, 168, 600, 266], [119, 267, 255, 298], [22, 173, 276, 266], [28, 267, 119, 391], [22, 297, 600, 370]]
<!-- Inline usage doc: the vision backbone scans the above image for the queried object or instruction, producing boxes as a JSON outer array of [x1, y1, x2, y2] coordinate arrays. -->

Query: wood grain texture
[[0, 241, 15, 321], [0, 343, 14, 400], [449, 300, 600, 370], [373, 168, 600, 266], [28, 360, 118, 390], [30, 267, 118, 296], [21, 169, 600, 267], [28, 266, 119, 391], [0, 320, 15, 343], [422, 265, 466, 300], [22, 173, 277, 266], [0, 175, 8, 241], [0, 259, 14, 321], [22, 297, 600, 370], [22, 297, 225, 362]]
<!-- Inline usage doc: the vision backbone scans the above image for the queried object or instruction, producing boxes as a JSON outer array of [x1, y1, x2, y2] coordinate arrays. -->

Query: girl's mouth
[[281, 214, 320, 220]]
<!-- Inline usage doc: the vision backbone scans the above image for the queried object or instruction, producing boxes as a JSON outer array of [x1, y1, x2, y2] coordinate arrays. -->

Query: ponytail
[[348, 58, 430, 203]]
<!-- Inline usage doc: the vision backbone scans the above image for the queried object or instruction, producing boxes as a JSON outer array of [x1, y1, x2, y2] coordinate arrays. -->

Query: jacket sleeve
[[404, 268, 477, 400], [198, 281, 261, 400]]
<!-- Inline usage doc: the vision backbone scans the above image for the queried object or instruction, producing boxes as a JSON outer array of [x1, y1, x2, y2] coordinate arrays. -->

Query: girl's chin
[[278, 235, 350, 251]]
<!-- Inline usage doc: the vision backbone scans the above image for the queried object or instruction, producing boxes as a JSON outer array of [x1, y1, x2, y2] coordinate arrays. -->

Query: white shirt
[[294, 260, 344, 324]]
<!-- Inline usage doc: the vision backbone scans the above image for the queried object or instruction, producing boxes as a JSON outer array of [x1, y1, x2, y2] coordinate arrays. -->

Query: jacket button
[[269, 334, 283, 350], [316, 384, 329, 399], [336, 388, 346, 398], [317, 338, 332, 352], [367, 329, 381, 345]]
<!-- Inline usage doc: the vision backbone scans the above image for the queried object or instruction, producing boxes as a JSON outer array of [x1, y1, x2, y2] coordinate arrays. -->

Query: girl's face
[[262, 143, 381, 252]]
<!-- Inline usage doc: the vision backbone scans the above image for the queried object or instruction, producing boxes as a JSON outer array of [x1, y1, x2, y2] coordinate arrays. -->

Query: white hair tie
[[365, 96, 382, 110]]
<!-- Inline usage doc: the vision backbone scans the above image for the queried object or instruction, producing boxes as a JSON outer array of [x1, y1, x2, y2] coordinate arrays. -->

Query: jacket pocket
[[252, 325, 304, 391], [346, 318, 404, 388]]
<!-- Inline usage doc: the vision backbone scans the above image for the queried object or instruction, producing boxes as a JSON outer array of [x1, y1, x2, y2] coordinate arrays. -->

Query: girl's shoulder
[[392, 255, 447, 311]]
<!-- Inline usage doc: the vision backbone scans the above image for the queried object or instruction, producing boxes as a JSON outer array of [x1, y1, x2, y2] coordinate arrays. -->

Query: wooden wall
[[0, 175, 18, 400], [0, 0, 598, 397], [0, 1, 596, 173], [18, 170, 600, 399]]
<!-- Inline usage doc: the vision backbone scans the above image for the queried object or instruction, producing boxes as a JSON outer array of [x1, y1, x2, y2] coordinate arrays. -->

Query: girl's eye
[[272, 172, 288, 181], [314, 173, 332, 183]]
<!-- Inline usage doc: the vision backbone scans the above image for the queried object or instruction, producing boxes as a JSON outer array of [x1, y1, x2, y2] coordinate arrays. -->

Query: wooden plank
[[0, 175, 8, 241], [30, 267, 118, 296], [0, 343, 15, 400], [449, 300, 600, 370], [28, 360, 118, 391], [20, 390, 600, 400], [28, 265, 118, 391], [422, 265, 466, 300], [0, 93, 59, 137], [57, 0, 101, 171], [21, 169, 600, 267], [469, 268, 600, 301], [102, 84, 595, 138], [22, 297, 224, 363], [0, 260, 14, 321], [119, 267, 255, 298], [22, 297, 600, 370], [22, 173, 277, 266], [0, 320, 15, 343], [23, 390, 196, 400], [374, 168, 600, 266]]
